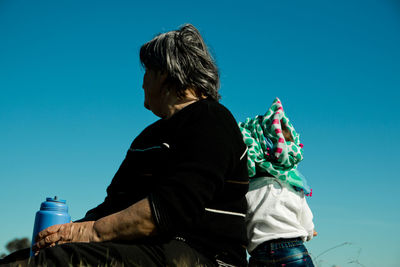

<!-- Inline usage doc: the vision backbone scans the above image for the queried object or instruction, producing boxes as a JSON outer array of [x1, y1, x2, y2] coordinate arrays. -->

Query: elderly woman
[[1, 24, 249, 266]]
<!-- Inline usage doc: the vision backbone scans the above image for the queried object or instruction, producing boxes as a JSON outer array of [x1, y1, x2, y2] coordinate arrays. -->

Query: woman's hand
[[32, 198, 155, 255], [33, 221, 100, 253]]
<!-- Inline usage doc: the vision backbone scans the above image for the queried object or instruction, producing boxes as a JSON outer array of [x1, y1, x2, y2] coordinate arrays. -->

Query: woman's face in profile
[[142, 68, 168, 117]]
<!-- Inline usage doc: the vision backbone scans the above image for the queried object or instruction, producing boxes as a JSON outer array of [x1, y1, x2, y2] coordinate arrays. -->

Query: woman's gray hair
[[140, 24, 220, 101]]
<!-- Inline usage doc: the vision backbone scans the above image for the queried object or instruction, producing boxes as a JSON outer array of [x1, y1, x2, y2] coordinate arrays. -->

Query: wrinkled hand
[[33, 221, 99, 254]]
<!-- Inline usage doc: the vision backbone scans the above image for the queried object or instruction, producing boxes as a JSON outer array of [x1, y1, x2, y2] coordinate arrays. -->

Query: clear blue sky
[[1, 0, 399, 266]]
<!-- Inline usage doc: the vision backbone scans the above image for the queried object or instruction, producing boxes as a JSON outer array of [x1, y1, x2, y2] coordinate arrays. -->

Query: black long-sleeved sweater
[[85, 98, 249, 265]]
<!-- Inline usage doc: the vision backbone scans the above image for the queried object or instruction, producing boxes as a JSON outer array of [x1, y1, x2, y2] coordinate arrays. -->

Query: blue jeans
[[249, 238, 314, 267]]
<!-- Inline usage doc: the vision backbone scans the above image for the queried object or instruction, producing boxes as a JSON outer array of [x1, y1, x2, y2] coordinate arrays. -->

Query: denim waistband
[[253, 238, 303, 253]]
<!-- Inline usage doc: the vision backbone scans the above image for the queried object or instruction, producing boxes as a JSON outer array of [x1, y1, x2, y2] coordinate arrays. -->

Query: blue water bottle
[[30, 196, 71, 256]]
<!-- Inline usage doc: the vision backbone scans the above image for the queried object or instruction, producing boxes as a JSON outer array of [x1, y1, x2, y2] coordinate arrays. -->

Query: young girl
[[239, 98, 316, 267]]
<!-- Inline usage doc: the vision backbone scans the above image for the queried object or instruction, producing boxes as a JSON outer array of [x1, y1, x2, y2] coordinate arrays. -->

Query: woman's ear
[[158, 71, 168, 84]]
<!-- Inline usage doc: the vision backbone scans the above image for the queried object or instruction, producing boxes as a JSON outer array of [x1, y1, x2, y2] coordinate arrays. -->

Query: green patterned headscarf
[[238, 98, 311, 195]]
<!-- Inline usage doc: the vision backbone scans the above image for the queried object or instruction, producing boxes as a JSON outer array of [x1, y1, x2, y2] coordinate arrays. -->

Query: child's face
[[281, 120, 294, 142]]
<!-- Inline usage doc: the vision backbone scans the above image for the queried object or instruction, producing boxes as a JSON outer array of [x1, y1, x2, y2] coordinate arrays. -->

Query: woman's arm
[[34, 198, 156, 252], [93, 197, 156, 241]]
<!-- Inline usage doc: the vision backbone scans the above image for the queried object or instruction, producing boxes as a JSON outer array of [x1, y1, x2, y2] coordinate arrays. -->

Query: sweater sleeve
[[300, 197, 315, 241], [148, 102, 245, 233]]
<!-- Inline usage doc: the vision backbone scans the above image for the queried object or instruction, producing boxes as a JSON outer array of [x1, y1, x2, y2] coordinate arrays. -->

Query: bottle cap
[[40, 196, 68, 212], [46, 196, 66, 204]]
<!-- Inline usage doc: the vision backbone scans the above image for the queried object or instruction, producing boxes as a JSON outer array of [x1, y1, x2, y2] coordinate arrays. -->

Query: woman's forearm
[[92, 198, 157, 242]]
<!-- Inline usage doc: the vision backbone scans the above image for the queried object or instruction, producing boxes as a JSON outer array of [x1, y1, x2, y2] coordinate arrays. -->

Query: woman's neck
[[164, 93, 203, 119]]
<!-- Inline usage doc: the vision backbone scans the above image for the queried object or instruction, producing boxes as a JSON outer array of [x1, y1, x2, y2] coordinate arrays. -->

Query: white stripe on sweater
[[240, 147, 248, 161], [205, 208, 246, 218]]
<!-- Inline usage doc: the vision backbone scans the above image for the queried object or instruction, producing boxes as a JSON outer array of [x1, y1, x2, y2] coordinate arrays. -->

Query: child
[[239, 98, 316, 267]]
